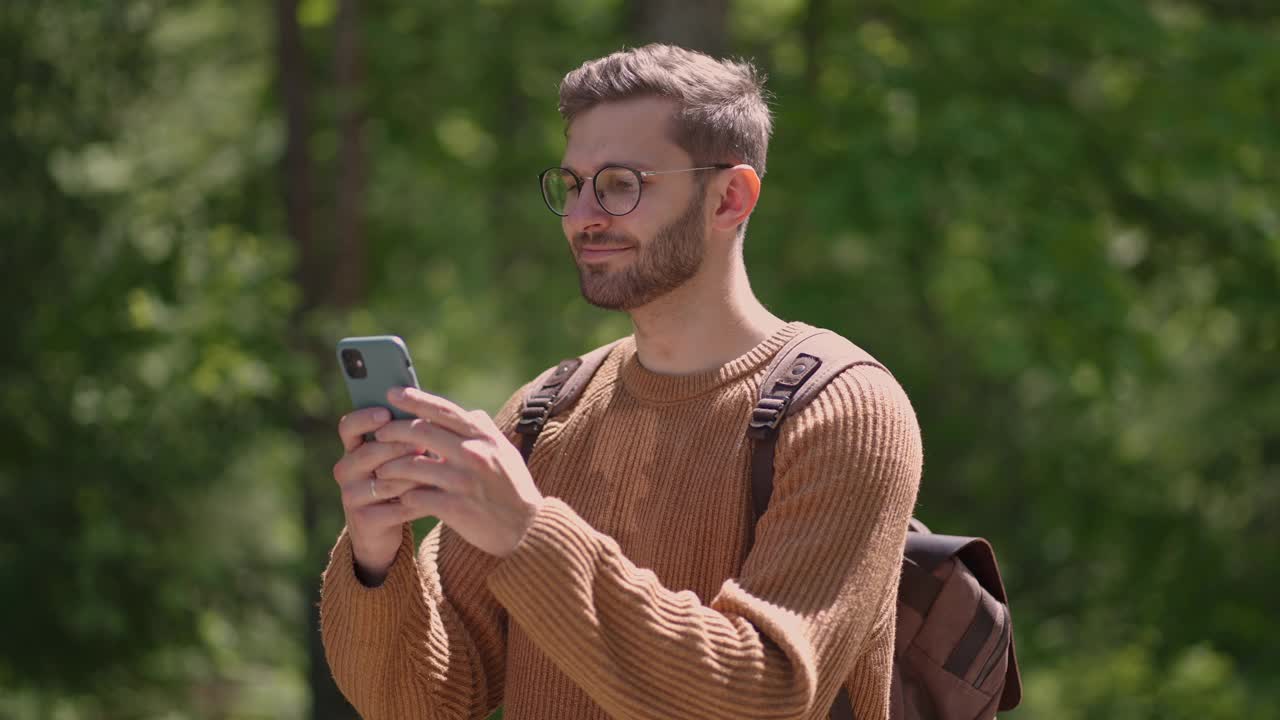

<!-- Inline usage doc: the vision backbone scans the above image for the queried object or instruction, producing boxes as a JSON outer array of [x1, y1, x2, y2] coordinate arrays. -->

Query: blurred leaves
[[2, 0, 1278, 717]]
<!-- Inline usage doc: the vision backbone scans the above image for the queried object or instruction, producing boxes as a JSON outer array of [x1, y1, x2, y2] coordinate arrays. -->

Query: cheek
[[617, 205, 660, 237], [611, 219, 648, 246]]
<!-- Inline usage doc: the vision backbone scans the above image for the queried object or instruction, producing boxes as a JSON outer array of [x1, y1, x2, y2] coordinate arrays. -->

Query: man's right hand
[[333, 407, 419, 586]]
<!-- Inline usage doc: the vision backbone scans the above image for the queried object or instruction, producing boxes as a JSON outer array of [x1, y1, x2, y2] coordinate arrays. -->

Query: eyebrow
[[563, 160, 654, 175]]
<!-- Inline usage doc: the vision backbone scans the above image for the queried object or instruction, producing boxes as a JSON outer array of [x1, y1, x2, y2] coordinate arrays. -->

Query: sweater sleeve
[[318, 382, 539, 719], [485, 365, 923, 719]]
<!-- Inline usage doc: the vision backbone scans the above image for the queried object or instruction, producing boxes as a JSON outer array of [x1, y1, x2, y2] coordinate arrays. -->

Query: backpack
[[514, 328, 1022, 720]]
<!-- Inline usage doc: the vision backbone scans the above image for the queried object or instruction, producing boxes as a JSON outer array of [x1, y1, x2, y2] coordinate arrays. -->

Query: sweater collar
[[617, 321, 808, 403]]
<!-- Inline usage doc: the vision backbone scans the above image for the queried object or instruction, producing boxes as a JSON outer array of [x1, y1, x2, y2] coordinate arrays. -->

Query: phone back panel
[[337, 335, 421, 420]]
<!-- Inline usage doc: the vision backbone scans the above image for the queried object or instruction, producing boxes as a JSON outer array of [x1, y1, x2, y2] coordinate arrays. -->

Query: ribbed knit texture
[[320, 322, 923, 720]]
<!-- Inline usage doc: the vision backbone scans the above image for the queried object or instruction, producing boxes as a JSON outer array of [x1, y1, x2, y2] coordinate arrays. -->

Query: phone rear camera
[[341, 349, 368, 379]]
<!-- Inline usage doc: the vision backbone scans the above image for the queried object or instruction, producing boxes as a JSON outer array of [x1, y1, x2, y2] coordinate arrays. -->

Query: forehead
[[563, 97, 691, 171]]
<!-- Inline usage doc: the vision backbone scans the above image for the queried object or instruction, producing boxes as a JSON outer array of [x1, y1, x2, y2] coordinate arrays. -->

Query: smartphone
[[337, 335, 421, 421]]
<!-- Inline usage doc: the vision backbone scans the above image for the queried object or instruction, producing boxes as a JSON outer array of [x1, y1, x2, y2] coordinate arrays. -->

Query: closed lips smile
[[578, 246, 632, 260]]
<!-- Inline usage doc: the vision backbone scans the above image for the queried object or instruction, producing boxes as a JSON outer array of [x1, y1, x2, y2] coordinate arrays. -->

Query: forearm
[[320, 525, 500, 720], [486, 498, 900, 720]]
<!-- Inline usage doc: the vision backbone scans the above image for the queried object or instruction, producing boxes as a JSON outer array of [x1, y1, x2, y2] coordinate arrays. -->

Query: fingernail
[[373, 408, 390, 422]]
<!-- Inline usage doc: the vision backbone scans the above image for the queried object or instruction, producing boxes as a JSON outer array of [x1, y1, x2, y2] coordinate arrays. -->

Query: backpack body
[[516, 328, 1021, 720], [895, 520, 1019, 720]]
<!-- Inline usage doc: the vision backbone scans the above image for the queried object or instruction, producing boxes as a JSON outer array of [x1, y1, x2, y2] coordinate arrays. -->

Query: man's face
[[560, 97, 710, 311]]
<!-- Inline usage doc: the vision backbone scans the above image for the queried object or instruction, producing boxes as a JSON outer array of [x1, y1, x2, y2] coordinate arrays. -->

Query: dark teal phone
[[337, 335, 421, 421]]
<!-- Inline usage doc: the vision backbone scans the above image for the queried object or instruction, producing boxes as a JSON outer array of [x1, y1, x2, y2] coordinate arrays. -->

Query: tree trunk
[[628, 0, 729, 57], [276, 0, 317, 312], [803, 0, 829, 91], [275, 1, 361, 718], [332, 0, 367, 309]]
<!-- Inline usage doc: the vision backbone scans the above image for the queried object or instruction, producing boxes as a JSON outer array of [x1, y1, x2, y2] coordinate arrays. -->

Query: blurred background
[[3, 0, 1278, 718]]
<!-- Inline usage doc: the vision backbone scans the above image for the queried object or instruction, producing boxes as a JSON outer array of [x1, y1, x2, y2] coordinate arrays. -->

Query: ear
[[711, 164, 762, 234]]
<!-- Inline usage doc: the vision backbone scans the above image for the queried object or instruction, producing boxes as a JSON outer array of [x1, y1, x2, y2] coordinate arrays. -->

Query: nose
[[563, 182, 611, 237]]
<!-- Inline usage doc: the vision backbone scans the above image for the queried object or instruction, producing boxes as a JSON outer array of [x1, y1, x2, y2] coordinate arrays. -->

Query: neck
[[626, 247, 786, 375]]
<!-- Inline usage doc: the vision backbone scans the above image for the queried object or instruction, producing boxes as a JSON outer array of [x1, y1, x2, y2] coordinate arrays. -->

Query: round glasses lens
[[541, 169, 574, 215], [595, 167, 641, 215]]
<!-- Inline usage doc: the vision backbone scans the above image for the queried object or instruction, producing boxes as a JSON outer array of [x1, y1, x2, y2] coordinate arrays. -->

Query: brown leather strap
[[745, 329, 892, 720], [753, 327, 889, 425], [747, 330, 890, 527], [974, 603, 1010, 689], [516, 339, 623, 461], [943, 602, 996, 678]]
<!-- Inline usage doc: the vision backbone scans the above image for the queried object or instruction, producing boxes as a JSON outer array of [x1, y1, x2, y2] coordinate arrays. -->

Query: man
[[321, 44, 922, 720]]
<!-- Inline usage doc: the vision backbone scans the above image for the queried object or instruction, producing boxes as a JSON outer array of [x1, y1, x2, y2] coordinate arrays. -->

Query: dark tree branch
[[276, 0, 318, 314], [332, 0, 367, 309], [803, 0, 828, 92], [628, 0, 729, 57]]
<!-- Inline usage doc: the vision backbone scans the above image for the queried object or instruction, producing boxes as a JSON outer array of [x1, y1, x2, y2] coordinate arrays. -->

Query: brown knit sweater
[[320, 322, 923, 720]]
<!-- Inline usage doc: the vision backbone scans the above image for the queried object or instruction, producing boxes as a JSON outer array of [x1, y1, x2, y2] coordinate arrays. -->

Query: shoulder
[[769, 325, 913, 417], [806, 362, 919, 437], [772, 329, 922, 476]]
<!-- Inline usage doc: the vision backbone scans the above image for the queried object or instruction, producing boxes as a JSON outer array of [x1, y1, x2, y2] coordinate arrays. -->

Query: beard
[[572, 190, 706, 311]]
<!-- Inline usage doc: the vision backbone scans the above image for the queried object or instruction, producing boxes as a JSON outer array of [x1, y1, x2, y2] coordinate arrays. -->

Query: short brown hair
[[558, 44, 773, 177]]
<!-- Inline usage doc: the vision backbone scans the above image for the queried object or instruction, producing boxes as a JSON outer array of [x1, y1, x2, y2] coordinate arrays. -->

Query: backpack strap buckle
[[747, 391, 793, 438], [516, 391, 555, 436], [516, 358, 581, 437], [748, 353, 822, 440], [517, 340, 625, 462]]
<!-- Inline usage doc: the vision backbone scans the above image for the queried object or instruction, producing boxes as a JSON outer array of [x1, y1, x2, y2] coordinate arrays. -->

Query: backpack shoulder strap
[[747, 327, 890, 522], [515, 338, 625, 461], [742, 329, 891, 720]]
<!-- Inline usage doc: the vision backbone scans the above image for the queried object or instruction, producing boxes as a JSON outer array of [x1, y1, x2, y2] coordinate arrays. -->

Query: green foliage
[[2, 0, 1277, 717]]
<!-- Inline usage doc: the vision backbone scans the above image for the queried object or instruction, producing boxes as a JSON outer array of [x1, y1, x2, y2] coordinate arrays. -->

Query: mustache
[[573, 232, 635, 251]]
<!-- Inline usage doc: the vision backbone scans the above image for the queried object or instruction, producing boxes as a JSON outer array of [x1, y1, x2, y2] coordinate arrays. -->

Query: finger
[[332, 440, 417, 485], [385, 387, 479, 438], [375, 418, 465, 461], [342, 469, 440, 510], [338, 407, 393, 452], [373, 454, 465, 494], [399, 486, 461, 523], [358, 486, 458, 526]]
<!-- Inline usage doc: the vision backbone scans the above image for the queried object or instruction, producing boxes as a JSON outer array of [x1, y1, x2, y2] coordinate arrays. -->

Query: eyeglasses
[[538, 164, 733, 217]]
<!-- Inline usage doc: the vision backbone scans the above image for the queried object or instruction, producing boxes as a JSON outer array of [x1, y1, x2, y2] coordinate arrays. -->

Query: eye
[[603, 173, 637, 193]]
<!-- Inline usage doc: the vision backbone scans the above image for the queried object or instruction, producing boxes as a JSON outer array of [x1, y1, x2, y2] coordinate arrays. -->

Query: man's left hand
[[371, 386, 544, 558]]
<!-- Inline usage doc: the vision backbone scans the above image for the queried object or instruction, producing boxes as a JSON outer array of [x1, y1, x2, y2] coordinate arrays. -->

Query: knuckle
[[461, 440, 498, 471], [351, 504, 376, 526], [459, 440, 485, 463], [399, 489, 426, 512], [340, 480, 360, 507], [481, 452, 502, 474]]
